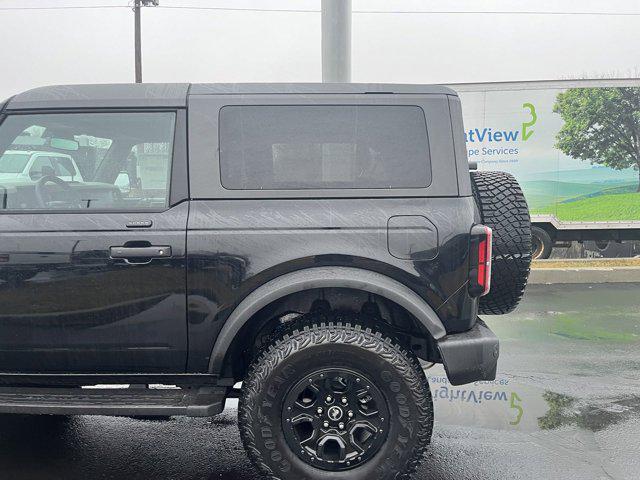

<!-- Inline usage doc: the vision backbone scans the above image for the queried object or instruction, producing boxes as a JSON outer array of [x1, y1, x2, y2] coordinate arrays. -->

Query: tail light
[[469, 225, 492, 297]]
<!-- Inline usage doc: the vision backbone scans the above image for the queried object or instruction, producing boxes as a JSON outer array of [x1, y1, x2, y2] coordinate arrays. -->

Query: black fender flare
[[207, 266, 447, 375]]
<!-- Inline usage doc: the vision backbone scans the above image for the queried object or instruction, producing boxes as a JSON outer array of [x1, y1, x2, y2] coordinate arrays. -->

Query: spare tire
[[470, 171, 532, 314]]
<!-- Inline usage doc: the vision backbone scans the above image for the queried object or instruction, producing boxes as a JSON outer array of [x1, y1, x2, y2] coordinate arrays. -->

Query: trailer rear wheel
[[471, 171, 532, 315], [531, 226, 553, 260]]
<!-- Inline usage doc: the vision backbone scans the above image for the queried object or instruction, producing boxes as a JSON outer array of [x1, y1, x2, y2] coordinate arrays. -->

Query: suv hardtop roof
[[5, 83, 457, 110], [189, 83, 457, 95]]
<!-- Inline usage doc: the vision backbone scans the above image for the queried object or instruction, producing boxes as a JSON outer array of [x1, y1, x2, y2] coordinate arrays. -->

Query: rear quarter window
[[219, 105, 431, 190]]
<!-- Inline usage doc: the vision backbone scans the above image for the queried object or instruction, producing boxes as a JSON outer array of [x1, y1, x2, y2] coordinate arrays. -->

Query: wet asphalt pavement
[[1, 283, 640, 480]]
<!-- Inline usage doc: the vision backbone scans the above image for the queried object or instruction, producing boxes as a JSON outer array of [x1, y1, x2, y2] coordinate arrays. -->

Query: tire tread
[[471, 171, 532, 314], [238, 321, 433, 480]]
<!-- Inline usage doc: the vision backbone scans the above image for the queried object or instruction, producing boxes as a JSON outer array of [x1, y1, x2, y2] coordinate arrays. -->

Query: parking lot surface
[[1, 283, 639, 480]]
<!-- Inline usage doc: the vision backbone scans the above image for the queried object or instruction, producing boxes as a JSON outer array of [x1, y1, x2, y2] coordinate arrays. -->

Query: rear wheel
[[531, 226, 553, 260], [239, 322, 433, 480], [471, 171, 532, 314]]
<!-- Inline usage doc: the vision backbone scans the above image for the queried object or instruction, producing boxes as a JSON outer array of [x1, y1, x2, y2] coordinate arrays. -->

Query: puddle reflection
[[428, 367, 545, 432], [426, 365, 640, 434]]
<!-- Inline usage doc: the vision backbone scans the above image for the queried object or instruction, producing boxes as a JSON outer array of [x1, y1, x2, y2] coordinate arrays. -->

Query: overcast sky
[[1, 0, 639, 99]]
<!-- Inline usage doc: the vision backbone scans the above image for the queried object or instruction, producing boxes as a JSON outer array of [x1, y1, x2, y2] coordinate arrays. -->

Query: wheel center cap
[[328, 405, 343, 421]]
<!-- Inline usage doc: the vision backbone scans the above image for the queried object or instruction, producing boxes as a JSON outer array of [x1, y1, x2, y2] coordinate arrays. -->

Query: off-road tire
[[471, 171, 532, 314], [238, 322, 433, 480]]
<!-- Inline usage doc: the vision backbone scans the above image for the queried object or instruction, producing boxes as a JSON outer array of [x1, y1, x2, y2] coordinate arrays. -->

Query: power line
[[0, 5, 129, 10], [359, 10, 640, 16], [146, 6, 640, 16], [1, 5, 639, 16], [153, 6, 316, 13]]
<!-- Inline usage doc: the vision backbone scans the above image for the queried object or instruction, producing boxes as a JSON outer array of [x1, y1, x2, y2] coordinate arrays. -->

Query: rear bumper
[[436, 319, 499, 386]]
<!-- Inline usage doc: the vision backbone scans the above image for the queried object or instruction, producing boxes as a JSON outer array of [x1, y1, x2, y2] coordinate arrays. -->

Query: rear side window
[[219, 105, 431, 190]]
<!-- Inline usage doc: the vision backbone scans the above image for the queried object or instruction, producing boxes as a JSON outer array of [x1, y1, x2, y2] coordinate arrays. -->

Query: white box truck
[[452, 79, 640, 258]]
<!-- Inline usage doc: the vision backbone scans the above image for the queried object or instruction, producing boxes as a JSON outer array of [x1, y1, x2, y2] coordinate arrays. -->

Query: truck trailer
[[451, 78, 640, 258]]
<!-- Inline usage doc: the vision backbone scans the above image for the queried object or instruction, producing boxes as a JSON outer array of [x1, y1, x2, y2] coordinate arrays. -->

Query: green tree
[[554, 87, 640, 191]]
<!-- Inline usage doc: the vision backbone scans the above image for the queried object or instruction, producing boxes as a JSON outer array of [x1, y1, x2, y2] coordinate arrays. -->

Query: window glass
[[0, 112, 175, 210], [219, 105, 431, 190], [53, 157, 77, 177], [0, 153, 30, 173], [29, 157, 54, 178]]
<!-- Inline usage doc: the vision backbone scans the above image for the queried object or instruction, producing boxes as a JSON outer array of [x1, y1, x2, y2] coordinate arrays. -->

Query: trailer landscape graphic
[[458, 83, 640, 223]]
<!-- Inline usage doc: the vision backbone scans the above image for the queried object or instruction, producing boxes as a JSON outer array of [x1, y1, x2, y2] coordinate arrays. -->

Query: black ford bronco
[[0, 83, 531, 479]]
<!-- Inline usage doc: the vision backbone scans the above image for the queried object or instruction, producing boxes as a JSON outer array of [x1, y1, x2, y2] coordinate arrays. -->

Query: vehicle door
[[0, 110, 189, 373]]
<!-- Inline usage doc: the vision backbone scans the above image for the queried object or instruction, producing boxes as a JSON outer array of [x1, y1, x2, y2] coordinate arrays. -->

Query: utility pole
[[134, 0, 142, 83], [133, 0, 159, 83], [321, 0, 352, 83]]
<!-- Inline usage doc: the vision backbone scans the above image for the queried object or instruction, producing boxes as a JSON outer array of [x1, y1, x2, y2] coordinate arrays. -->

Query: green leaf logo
[[522, 102, 537, 141], [509, 392, 524, 426]]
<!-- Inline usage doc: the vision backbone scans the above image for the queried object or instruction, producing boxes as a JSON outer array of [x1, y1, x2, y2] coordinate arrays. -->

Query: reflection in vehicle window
[[0, 112, 175, 211], [53, 157, 77, 177], [0, 152, 30, 174]]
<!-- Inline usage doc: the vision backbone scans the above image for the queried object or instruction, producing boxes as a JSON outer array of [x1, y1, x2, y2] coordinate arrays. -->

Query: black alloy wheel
[[282, 368, 390, 471]]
